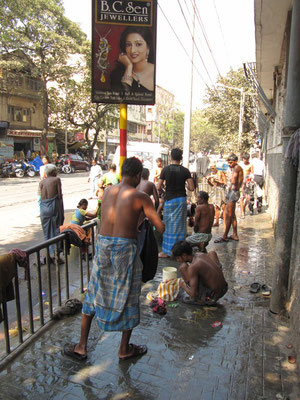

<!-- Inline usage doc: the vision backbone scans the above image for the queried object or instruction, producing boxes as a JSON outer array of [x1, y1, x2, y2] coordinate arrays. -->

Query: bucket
[[162, 267, 177, 282]]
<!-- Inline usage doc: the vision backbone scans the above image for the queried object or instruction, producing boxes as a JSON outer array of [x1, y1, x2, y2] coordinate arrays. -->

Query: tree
[[203, 68, 257, 153], [190, 110, 221, 154], [0, 0, 88, 153], [49, 59, 119, 162]]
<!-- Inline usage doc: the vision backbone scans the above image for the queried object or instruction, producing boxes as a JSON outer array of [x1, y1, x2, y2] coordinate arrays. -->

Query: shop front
[[7, 129, 42, 157]]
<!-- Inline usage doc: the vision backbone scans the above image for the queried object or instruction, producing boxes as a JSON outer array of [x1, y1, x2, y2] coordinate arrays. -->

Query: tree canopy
[[203, 68, 257, 153]]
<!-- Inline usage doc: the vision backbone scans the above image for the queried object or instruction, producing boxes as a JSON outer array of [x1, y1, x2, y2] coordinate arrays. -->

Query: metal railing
[[0, 220, 98, 369]]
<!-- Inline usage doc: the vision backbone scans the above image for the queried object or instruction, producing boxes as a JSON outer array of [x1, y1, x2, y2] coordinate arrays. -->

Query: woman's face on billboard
[[125, 33, 149, 64]]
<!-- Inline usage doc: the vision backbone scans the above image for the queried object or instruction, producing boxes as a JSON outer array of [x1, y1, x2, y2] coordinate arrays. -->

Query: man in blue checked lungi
[[157, 148, 195, 258], [63, 157, 164, 361]]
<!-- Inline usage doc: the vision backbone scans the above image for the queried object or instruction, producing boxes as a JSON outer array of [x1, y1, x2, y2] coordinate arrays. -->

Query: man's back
[[191, 253, 227, 293], [194, 203, 215, 234], [137, 179, 159, 209]]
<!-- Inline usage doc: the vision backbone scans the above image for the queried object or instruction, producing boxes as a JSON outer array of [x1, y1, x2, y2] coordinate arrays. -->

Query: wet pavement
[[1, 211, 300, 400]]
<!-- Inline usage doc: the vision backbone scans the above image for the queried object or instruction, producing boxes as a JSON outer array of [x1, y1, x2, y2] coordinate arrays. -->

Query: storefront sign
[[75, 132, 85, 141], [7, 130, 42, 137], [92, 0, 157, 105]]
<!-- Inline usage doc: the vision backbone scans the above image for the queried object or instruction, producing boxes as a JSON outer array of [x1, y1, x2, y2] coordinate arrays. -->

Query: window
[[7, 106, 30, 122]]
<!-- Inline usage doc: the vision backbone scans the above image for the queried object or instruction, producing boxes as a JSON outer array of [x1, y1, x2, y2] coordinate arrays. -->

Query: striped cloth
[[147, 278, 181, 302], [82, 235, 143, 331], [162, 197, 187, 256]]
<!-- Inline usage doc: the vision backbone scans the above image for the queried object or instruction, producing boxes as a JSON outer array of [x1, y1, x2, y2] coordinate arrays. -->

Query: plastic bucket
[[162, 267, 177, 281]]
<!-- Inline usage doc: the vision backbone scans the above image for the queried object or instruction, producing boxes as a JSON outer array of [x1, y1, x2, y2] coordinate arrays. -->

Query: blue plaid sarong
[[82, 235, 142, 331], [162, 197, 187, 256]]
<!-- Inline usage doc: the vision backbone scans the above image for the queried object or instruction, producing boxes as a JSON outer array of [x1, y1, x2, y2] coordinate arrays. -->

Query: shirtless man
[[186, 191, 215, 252], [215, 153, 244, 243], [207, 164, 227, 226], [64, 157, 165, 361], [137, 168, 159, 210], [239, 153, 253, 218], [172, 241, 228, 305]]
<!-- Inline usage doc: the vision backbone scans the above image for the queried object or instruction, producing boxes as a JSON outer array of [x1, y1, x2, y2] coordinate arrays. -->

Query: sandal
[[228, 235, 239, 241], [214, 237, 229, 243], [261, 284, 271, 296], [63, 343, 87, 361], [119, 344, 147, 361], [250, 282, 261, 293]]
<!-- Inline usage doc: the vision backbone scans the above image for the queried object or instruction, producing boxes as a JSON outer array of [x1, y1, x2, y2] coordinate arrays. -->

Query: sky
[[63, 0, 256, 110]]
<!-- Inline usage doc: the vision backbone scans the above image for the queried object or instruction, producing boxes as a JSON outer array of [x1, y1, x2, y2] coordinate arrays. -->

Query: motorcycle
[[55, 158, 71, 174], [15, 159, 37, 178], [0, 161, 17, 178]]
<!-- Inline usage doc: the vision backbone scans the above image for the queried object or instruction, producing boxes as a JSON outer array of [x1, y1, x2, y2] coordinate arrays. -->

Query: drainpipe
[[270, 0, 300, 314]]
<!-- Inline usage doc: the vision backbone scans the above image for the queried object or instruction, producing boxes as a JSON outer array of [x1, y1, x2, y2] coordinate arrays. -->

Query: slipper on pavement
[[119, 344, 147, 361], [228, 236, 239, 241], [214, 237, 229, 244], [250, 282, 261, 293], [63, 343, 87, 361], [261, 284, 271, 296]]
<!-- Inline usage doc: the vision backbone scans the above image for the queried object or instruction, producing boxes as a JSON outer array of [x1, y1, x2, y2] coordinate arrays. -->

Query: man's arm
[[180, 271, 198, 298], [186, 177, 195, 191], [152, 182, 159, 210], [57, 178, 63, 199], [142, 193, 165, 233], [156, 178, 164, 191], [230, 167, 239, 190]]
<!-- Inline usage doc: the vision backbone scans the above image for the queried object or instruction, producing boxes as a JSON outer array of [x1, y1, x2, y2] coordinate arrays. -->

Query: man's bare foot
[[213, 223, 219, 227], [118, 344, 147, 361], [228, 235, 239, 241], [63, 343, 87, 360], [158, 252, 169, 258]]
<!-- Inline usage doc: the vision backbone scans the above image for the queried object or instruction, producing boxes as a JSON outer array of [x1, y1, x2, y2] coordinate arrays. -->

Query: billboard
[[92, 0, 157, 105]]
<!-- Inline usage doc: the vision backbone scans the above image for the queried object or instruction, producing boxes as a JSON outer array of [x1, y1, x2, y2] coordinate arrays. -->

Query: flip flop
[[119, 344, 147, 361], [63, 343, 87, 361], [261, 284, 271, 296], [250, 282, 261, 293], [158, 252, 170, 258], [214, 237, 229, 243], [228, 236, 239, 241]]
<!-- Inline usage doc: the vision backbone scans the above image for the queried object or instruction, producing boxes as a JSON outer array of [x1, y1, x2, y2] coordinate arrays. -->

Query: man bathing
[[64, 157, 165, 361], [172, 241, 228, 305], [186, 191, 215, 252]]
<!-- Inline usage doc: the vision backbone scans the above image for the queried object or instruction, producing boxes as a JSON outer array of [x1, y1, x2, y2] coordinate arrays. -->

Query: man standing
[[215, 153, 243, 243], [64, 157, 165, 361], [251, 152, 265, 213], [137, 168, 159, 210], [172, 241, 228, 305], [207, 163, 227, 226], [186, 191, 215, 252], [239, 153, 253, 218], [157, 148, 195, 258], [88, 159, 102, 199]]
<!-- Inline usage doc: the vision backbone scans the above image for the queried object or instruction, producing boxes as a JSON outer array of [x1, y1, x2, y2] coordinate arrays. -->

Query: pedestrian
[[251, 152, 265, 212], [63, 157, 165, 361], [156, 148, 195, 258], [186, 191, 215, 252], [97, 163, 120, 189], [172, 241, 228, 305], [206, 163, 227, 226], [214, 153, 243, 243], [39, 164, 64, 264], [88, 159, 102, 199], [153, 157, 163, 184], [39, 155, 51, 180], [239, 153, 253, 218], [70, 199, 98, 226], [137, 168, 159, 210]]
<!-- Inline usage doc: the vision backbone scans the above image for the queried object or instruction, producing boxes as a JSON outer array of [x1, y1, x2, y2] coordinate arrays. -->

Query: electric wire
[[212, 0, 231, 69], [176, 0, 215, 86], [157, 1, 210, 90]]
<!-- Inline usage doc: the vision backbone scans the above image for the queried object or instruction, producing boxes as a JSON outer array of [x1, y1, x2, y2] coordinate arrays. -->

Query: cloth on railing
[[59, 223, 90, 255], [285, 128, 300, 168], [0, 254, 17, 315], [9, 248, 29, 280]]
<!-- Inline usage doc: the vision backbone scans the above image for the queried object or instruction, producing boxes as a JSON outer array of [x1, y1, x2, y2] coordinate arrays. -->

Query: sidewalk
[[0, 212, 299, 400]]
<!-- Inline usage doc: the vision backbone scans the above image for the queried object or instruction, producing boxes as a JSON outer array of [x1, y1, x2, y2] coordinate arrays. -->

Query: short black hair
[[121, 157, 143, 177], [156, 157, 162, 163], [171, 148, 183, 161], [227, 153, 238, 162], [110, 163, 117, 171], [171, 241, 193, 257], [141, 168, 150, 179], [199, 191, 209, 202], [242, 153, 250, 160], [77, 198, 88, 208]]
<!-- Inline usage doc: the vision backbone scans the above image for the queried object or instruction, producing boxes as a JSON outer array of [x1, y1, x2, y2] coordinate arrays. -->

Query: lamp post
[[216, 84, 245, 147]]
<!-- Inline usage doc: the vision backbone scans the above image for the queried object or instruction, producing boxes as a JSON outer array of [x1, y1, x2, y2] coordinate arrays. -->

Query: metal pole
[[183, 0, 195, 167], [120, 104, 127, 174], [238, 88, 245, 147]]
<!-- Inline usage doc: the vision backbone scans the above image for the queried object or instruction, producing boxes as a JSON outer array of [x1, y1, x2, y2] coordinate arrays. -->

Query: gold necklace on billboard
[[95, 28, 111, 83]]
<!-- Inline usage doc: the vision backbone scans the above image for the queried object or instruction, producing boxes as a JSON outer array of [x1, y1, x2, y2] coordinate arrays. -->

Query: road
[[0, 171, 99, 253]]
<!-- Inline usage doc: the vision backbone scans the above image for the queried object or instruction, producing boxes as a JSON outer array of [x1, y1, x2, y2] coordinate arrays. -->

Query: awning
[[68, 142, 89, 150], [7, 129, 43, 138]]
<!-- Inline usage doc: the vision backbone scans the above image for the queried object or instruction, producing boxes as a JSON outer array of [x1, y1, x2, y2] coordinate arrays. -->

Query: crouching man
[[172, 241, 228, 305]]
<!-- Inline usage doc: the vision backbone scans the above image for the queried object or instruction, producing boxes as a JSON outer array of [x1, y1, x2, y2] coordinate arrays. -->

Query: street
[[0, 172, 99, 253]]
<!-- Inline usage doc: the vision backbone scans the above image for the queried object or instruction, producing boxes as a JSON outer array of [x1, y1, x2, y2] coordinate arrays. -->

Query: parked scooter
[[0, 161, 17, 178], [15, 159, 37, 178]]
